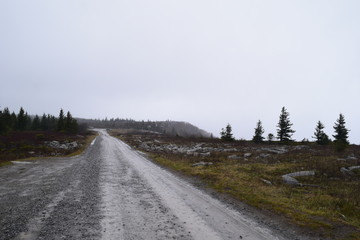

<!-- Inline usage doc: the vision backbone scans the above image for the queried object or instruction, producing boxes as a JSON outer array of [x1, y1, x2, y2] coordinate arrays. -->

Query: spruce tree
[[49, 115, 57, 131], [65, 111, 72, 131], [17, 107, 27, 131], [57, 109, 65, 131], [333, 114, 349, 144], [64, 111, 78, 133], [252, 120, 264, 143], [277, 107, 295, 142], [70, 118, 79, 133], [25, 112, 32, 130], [40, 114, 48, 130], [220, 123, 235, 141], [31, 115, 41, 130], [0, 108, 12, 134], [10, 112, 17, 130], [313, 121, 329, 145], [2, 108, 12, 130]]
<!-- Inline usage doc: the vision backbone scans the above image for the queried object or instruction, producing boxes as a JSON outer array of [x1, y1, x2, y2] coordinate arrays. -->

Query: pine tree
[[220, 123, 235, 141], [313, 121, 329, 145], [65, 111, 72, 131], [277, 107, 295, 142], [57, 109, 65, 131], [333, 114, 349, 144], [70, 118, 79, 133], [40, 114, 48, 130], [0, 108, 12, 134], [64, 111, 78, 133], [49, 115, 57, 131], [17, 107, 27, 131], [252, 120, 264, 143], [10, 112, 17, 130], [25, 112, 32, 130], [31, 115, 41, 130], [2, 108, 12, 130]]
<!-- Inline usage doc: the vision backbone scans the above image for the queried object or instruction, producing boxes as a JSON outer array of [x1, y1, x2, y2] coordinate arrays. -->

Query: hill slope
[[77, 118, 211, 138]]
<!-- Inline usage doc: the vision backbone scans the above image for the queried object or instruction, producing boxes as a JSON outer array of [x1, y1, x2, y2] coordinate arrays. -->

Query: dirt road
[[0, 130, 287, 240]]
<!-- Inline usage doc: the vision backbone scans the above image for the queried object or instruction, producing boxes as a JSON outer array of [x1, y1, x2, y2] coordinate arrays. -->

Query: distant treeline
[[77, 118, 211, 138], [0, 107, 81, 134]]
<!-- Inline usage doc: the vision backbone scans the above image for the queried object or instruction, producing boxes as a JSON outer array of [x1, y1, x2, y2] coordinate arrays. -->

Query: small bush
[[36, 134, 45, 140], [334, 141, 348, 152]]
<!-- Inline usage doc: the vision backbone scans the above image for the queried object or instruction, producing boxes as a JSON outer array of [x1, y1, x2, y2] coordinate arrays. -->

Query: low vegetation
[[0, 106, 95, 163], [0, 130, 96, 163], [113, 131, 360, 240]]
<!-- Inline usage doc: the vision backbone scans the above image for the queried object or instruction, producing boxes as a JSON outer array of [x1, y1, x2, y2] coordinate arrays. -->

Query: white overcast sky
[[1, 0, 359, 143]]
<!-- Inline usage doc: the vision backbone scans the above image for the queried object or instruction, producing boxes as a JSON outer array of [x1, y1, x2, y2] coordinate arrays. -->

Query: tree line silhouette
[[221, 107, 350, 145], [77, 118, 211, 138], [0, 107, 79, 134]]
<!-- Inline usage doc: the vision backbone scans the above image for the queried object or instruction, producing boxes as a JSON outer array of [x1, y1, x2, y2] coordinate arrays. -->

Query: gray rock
[[140, 143, 149, 149], [340, 167, 354, 176], [286, 171, 315, 178], [191, 162, 213, 167], [282, 175, 300, 185], [228, 155, 241, 160], [244, 153, 252, 158], [200, 152, 211, 157], [223, 148, 238, 152], [282, 171, 315, 186], [347, 155, 358, 161], [45, 141, 79, 150], [292, 145, 308, 150], [341, 166, 360, 176], [266, 147, 287, 154], [348, 166, 360, 171], [67, 141, 78, 149], [260, 178, 272, 185], [337, 158, 347, 161]]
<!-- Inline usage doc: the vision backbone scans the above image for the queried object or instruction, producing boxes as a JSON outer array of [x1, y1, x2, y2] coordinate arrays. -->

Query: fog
[[1, 0, 359, 143]]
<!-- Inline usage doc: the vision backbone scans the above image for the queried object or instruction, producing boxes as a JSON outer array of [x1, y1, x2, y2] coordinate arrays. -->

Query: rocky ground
[[0, 131, 93, 162]]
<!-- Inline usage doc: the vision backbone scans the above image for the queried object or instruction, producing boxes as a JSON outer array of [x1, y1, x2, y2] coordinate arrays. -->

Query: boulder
[[191, 162, 213, 167], [286, 171, 315, 178], [341, 166, 360, 176], [282, 175, 300, 185], [266, 147, 287, 154], [67, 141, 78, 149], [282, 171, 315, 186], [244, 153, 252, 158]]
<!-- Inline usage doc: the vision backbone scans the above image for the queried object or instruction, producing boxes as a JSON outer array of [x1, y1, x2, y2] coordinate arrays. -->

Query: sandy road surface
[[0, 130, 286, 240]]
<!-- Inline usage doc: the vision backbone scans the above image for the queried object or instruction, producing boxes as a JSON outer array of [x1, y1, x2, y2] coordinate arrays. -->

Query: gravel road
[[0, 130, 287, 240]]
